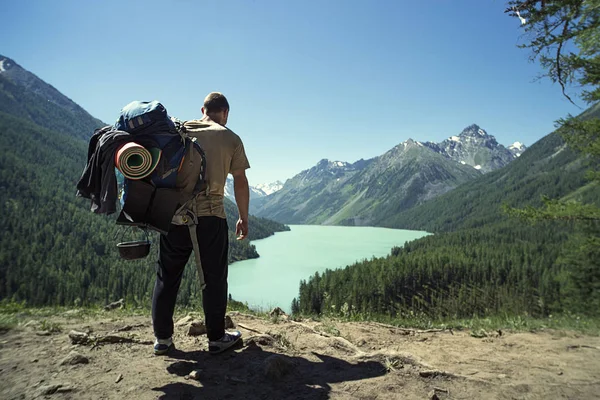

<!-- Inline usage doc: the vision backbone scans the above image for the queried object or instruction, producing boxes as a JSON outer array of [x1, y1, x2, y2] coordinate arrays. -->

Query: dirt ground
[[1, 311, 599, 400]]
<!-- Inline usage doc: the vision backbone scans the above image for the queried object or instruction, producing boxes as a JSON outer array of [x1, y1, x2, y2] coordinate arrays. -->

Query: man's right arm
[[232, 169, 249, 240]]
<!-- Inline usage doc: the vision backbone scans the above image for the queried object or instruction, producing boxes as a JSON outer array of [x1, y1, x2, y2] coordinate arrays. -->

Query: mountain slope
[[386, 103, 600, 232], [0, 55, 104, 140], [256, 140, 482, 225]]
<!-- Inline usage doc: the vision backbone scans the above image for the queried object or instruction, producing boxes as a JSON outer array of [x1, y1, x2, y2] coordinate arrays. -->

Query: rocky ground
[[1, 309, 599, 400]]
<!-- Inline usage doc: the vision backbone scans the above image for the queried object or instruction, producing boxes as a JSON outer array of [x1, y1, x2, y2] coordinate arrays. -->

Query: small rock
[[115, 374, 123, 383], [68, 330, 90, 345], [428, 390, 440, 400], [225, 315, 236, 329], [187, 369, 203, 380], [245, 335, 275, 348], [188, 321, 207, 336], [36, 331, 51, 336], [175, 316, 194, 327], [263, 355, 295, 380], [498, 374, 507, 379], [59, 351, 89, 366], [558, 371, 564, 375], [31, 359, 39, 363], [269, 307, 287, 318]]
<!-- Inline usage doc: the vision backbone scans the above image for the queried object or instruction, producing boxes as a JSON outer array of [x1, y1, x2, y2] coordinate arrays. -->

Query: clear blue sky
[[2, 0, 583, 184]]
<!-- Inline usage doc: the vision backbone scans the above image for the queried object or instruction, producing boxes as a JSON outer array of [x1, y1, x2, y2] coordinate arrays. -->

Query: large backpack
[[114, 100, 206, 234], [114, 100, 209, 288]]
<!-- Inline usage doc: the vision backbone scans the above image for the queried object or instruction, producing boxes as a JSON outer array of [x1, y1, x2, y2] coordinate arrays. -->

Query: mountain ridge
[[255, 125, 523, 225], [0, 54, 104, 140], [385, 103, 600, 232]]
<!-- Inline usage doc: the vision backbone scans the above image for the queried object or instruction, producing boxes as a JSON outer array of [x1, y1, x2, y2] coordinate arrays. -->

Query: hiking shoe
[[154, 337, 174, 355], [208, 331, 242, 354]]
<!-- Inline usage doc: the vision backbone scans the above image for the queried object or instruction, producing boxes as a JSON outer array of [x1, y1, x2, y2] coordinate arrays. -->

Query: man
[[152, 92, 250, 355]]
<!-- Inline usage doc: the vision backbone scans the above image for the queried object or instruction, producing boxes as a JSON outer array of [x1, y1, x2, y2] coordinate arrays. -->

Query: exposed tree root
[[68, 330, 153, 346], [367, 321, 453, 335], [288, 320, 365, 355], [237, 323, 264, 334], [111, 324, 146, 333], [566, 344, 600, 351]]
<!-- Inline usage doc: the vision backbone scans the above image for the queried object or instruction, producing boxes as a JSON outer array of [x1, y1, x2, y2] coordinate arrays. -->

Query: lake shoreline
[[228, 225, 429, 312]]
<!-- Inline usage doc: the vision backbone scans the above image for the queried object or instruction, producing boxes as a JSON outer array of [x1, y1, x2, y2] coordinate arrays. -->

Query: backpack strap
[[172, 207, 206, 290]]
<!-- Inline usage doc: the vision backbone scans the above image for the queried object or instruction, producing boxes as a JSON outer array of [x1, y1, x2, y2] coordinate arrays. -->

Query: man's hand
[[235, 218, 248, 240]]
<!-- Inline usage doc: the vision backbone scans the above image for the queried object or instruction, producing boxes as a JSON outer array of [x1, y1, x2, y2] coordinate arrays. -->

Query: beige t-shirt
[[178, 119, 250, 218]]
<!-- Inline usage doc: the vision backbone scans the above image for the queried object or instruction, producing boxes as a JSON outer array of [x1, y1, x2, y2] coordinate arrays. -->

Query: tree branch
[[556, 18, 578, 106]]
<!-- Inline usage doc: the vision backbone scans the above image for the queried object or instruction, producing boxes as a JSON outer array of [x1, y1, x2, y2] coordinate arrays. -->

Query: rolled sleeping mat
[[115, 142, 162, 180]]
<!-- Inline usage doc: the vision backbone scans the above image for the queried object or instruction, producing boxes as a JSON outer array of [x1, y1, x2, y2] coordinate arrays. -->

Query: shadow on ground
[[151, 340, 386, 400]]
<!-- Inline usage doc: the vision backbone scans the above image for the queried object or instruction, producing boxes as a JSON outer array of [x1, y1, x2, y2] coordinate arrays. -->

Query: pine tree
[[506, 0, 600, 313]]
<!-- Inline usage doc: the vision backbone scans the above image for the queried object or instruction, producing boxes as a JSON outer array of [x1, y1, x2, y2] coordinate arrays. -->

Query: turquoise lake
[[228, 225, 429, 312]]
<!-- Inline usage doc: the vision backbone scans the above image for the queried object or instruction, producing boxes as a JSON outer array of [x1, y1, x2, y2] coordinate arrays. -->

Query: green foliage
[[556, 223, 600, 313], [506, 0, 600, 315], [295, 221, 582, 318], [506, 0, 600, 103], [39, 319, 62, 333], [503, 196, 600, 221]]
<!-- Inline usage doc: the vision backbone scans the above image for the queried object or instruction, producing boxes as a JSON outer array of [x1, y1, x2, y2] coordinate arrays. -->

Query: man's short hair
[[203, 92, 229, 113]]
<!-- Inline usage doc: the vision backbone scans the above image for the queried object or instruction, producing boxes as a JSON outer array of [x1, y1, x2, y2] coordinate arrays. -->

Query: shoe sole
[[209, 336, 242, 355], [154, 344, 174, 356]]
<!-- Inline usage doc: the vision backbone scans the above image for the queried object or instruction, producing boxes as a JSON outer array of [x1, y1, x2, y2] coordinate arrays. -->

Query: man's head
[[201, 92, 230, 125]]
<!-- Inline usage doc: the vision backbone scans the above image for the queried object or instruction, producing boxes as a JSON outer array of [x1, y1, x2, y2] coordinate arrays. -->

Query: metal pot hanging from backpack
[[116, 227, 151, 260]]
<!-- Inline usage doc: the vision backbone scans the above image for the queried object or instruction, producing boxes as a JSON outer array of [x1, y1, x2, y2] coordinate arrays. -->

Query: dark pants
[[152, 217, 229, 341]]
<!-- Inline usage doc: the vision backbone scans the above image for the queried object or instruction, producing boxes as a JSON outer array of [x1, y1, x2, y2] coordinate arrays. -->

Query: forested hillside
[[294, 104, 600, 318]]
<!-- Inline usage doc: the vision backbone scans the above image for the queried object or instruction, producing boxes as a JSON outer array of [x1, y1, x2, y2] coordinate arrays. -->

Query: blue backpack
[[114, 100, 206, 234]]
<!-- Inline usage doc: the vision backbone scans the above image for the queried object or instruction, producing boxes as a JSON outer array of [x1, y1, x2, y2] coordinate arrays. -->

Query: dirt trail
[[1, 312, 599, 399]]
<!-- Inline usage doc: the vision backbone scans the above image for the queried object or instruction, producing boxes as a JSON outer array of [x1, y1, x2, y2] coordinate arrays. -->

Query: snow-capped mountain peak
[[317, 159, 351, 169], [508, 141, 526, 157], [254, 181, 284, 196], [224, 177, 284, 201], [422, 124, 527, 173], [0, 58, 9, 73]]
